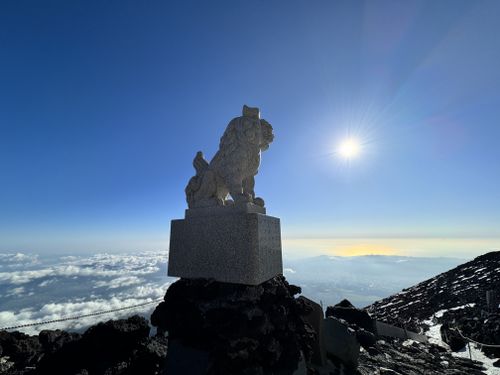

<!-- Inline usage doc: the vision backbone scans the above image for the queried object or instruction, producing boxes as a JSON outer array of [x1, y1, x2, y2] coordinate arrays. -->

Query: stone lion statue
[[185, 105, 274, 209]]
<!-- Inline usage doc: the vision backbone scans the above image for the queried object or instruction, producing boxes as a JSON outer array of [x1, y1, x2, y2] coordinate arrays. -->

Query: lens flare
[[338, 138, 361, 159]]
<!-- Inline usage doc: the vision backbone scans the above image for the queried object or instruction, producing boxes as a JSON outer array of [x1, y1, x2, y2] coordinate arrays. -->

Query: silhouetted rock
[[151, 275, 315, 374], [355, 328, 376, 350], [325, 299, 376, 334], [38, 330, 80, 355], [297, 296, 326, 366], [127, 335, 168, 374], [0, 330, 41, 371], [336, 299, 355, 308], [440, 323, 467, 351], [34, 315, 164, 375]]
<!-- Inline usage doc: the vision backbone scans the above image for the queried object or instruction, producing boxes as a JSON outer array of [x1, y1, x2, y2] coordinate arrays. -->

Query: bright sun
[[338, 138, 361, 159]]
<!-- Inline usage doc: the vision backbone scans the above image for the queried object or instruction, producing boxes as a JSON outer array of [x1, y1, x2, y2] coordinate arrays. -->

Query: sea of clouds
[[0, 251, 175, 335], [0, 251, 465, 335]]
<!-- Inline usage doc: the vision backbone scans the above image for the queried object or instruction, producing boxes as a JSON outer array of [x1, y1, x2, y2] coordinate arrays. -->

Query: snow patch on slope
[[423, 305, 499, 375]]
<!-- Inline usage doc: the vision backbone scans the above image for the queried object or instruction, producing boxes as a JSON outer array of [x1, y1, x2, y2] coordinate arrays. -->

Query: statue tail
[[193, 151, 209, 176]]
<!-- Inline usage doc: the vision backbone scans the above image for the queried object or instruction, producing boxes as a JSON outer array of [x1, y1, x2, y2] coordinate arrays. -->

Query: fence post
[[486, 290, 498, 312]]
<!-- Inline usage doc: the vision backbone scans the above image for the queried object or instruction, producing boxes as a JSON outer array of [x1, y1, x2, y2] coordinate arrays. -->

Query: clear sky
[[1, 0, 499, 258]]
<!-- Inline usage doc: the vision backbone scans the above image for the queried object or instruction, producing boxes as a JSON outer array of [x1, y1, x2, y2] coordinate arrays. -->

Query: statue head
[[259, 119, 274, 151], [240, 105, 274, 151]]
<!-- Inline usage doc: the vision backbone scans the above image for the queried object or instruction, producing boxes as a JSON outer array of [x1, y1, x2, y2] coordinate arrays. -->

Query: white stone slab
[[168, 212, 283, 285]]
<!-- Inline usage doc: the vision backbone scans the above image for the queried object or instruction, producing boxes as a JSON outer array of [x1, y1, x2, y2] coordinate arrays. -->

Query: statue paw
[[232, 193, 253, 207]]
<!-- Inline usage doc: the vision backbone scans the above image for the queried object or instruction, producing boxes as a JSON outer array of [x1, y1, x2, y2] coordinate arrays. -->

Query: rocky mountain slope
[[366, 251, 500, 325], [364, 251, 500, 374], [357, 337, 487, 374]]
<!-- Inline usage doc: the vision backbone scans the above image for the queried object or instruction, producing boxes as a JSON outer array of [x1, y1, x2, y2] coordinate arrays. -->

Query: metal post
[[403, 325, 408, 339], [486, 290, 497, 312]]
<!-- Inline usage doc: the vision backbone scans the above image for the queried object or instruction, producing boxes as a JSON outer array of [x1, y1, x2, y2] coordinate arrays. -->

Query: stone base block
[[323, 318, 360, 369], [168, 213, 283, 285]]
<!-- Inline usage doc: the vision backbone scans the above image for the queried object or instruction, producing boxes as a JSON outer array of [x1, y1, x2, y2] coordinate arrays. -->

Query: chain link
[[0, 298, 163, 331]]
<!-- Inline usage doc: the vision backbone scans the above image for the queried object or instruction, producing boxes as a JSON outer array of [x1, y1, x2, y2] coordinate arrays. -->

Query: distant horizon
[[2, 228, 499, 258], [2, 242, 497, 261], [2, 227, 499, 259]]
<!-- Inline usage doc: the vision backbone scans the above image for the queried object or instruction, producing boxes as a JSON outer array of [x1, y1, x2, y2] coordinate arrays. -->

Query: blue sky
[[1, 1, 499, 257]]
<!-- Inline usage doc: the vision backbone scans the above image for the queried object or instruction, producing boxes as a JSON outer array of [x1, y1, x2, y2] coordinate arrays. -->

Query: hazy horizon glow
[[1, 1, 500, 258], [282, 237, 500, 259]]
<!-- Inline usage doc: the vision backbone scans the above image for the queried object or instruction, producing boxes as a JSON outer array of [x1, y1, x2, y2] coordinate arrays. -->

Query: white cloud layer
[[0, 253, 39, 269], [0, 251, 165, 285], [0, 251, 173, 335]]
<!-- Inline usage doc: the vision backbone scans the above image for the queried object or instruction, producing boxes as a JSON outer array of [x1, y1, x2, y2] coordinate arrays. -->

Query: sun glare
[[338, 138, 361, 160]]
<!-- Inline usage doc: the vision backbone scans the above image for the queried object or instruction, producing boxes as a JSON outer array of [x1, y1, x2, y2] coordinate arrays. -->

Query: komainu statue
[[185, 105, 274, 209]]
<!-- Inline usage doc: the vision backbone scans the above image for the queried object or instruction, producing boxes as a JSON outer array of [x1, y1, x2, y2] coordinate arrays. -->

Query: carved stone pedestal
[[168, 211, 283, 285]]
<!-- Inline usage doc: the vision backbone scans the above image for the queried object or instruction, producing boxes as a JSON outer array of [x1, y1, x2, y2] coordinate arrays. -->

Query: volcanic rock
[[326, 299, 376, 334], [438, 307, 500, 357], [35, 315, 151, 374], [439, 323, 466, 351], [151, 275, 315, 374], [358, 338, 486, 375], [0, 330, 41, 371], [38, 330, 80, 355]]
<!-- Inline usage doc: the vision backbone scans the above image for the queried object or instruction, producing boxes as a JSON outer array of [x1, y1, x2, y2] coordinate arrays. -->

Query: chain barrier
[[451, 327, 500, 348], [0, 298, 163, 331]]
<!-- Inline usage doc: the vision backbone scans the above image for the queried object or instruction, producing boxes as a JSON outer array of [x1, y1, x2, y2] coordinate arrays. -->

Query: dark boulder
[[38, 330, 80, 355], [356, 328, 377, 350], [325, 299, 376, 334], [0, 330, 41, 370], [127, 335, 168, 374], [440, 324, 467, 352], [35, 315, 158, 375], [336, 299, 355, 308], [81, 314, 150, 356]]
